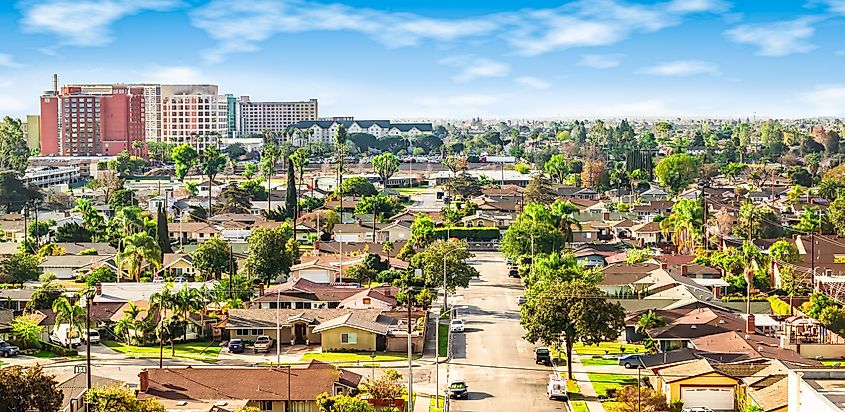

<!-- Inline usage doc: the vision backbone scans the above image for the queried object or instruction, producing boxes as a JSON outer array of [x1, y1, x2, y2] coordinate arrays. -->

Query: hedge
[[432, 227, 501, 241], [40, 340, 79, 357], [768, 296, 791, 316]]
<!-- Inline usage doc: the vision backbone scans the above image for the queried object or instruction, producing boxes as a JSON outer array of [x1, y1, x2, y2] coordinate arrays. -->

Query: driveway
[[446, 252, 565, 412]]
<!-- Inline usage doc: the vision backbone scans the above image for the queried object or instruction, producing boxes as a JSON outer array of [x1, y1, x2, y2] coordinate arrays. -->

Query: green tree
[[52, 295, 85, 338], [635, 310, 666, 333], [55, 222, 92, 242], [444, 172, 482, 199], [245, 225, 297, 285], [11, 314, 43, 349], [660, 198, 704, 254], [0, 365, 63, 412], [0, 171, 41, 212], [0, 252, 42, 285], [25, 280, 64, 310], [335, 125, 349, 212], [285, 157, 298, 219], [654, 153, 698, 194], [733, 202, 782, 239], [200, 146, 227, 215], [410, 215, 436, 247], [830, 197, 845, 236], [75, 198, 106, 238], [191, 237, 231, 280], [0, 117, 30, 173], [521, 279, 625, 379], [409, 240, 478, 292], [769, 240, 800, 264], [290, 147, 309, 220], [242, 162, 257, 179], [119, 233, 162, 281], [722, 162, 746, 184], [372, 152, 400, 187], [211, 184, 252, 215], [171, 144, 198, 181], [340, 176, 377, 197], [543, 154, 569, 183], [108, 188, 137, 210], [85, 266, 117, 286], [316, 393, 375, 412], [85, 384, 166, 412], [156, 204, 172, 254], [354, 194, 401, 221]]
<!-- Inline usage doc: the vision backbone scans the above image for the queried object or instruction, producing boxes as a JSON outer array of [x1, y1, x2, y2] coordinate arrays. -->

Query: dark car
[[618, 354, 643, 369], [535, 347, 552, 366], [448, 380, 469, 399], [0, 340, 20, 357], [508, 268, 520, 278], [228, 339, 245, 354]]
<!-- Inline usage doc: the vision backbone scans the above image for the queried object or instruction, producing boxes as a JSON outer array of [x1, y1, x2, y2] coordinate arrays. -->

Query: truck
[[50, 324, 81, 348], [253, 335, 274, 353]]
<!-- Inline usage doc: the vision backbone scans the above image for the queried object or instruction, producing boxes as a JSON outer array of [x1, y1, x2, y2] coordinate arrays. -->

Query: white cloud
[[816, 1, 845, 14], [801, 84, 845, 116], [18, 0, 180, 46], [638, 60, 720, 76], [145, 66, 207, 84], [724, 17, 819, 56], [438, 56, 510, 82], [515, 77, 552, 90], [190, 0, 728, 62], [0, 54, 23, 68], [579, 54, 622, 69]]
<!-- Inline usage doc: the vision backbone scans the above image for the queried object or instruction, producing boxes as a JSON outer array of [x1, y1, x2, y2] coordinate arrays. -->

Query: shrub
[[768, 296, 791, 316], [432, 227, 500, 241], [40, 340, 78, 357], [77, 248, 98, 256]]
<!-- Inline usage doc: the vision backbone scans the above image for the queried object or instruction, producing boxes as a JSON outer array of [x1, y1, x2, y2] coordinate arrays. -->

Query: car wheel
[[624, 362, 632, 369], [1, 352, 6, 358]]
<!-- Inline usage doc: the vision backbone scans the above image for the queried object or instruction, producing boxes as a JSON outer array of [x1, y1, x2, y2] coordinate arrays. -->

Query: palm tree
[[113, 206, 145, 236], [175, 285, 202, 343], [629, 168, 644, 204], [818, 179, 844, 201], [372, 153, 400, 190], [660, 198, 703, 255], [550, 200, 581, 247], [262, 143, 281, 213], [52, 296, 85, 340], [335, 125, 348, 215], [289, 147, 309, 222], [119, 233, 162, 281], [113, 315, 134, 344], [150, 286, 175, 363], [636, 310, 666, 332]]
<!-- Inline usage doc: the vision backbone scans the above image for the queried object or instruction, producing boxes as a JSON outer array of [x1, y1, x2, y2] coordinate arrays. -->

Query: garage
[[681, 387, 734, 410], [300, 269, 331, 283]]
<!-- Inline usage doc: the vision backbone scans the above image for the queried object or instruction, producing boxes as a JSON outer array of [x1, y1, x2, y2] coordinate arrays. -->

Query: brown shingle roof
[[748, 377, 788, 412]]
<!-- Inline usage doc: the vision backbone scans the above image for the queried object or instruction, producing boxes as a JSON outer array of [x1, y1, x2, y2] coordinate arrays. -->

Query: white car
[[82, 329, 100, 344], [450, 319, 465, 333], [682, 408, 714, 412]]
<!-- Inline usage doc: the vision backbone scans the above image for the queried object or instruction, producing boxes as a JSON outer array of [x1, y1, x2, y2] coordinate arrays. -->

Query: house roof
[[139, 365, 362, 402], [690, 330, 820, 366], [92, 282, 217, 304], [310, 312, 393, 334], [223, 308, 385, 329], [630, 222, 662, 233], [0, 288, 35, 301], [54, 242, 116, 255], [58, 373, 125, 412], [658, 359, 730, 383], [339, 289, 397, 308], [38, 255, 104, 269], [748, 377, 789, 412]]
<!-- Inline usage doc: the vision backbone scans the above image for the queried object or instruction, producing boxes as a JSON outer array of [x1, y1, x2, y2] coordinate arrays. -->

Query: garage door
[[681, 387, 734, 410], [336, 234, 359, 243], [300, 270, 330, 283]]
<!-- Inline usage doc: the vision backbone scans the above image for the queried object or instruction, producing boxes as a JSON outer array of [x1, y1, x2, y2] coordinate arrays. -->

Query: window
[[341, 333, 357, 344], [363, 298, 371, 305], [259, 400, 272, 411], [251, 329, 260, 336], [236, 329, 248, 336]]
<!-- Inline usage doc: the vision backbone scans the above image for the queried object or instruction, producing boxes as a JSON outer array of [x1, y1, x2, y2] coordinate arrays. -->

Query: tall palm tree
[[113, 206, 145, 235], [550, 200, 581, 247], [289, 148, 309, 223], [175, 286, 202, 343], [629, 168, 644, 204], [660, 198, 703, 255], [150, 286, 175, 362], [119, 233, 162, 281], [52, 296, 85, 340]]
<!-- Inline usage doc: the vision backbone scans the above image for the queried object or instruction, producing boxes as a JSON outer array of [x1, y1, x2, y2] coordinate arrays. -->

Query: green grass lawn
[[438, 323, 449, 357], [567, 379, 584, 401], [396, 187, 432, 195], [300, 352, 420, 364], [570, 402, 589, 412], [103, 340, 221, 362], [580, 358, 619, 366], [429, 395, 445, 412], [823, 360, 845, 366], [587, 372, 637, 398], [34, 350, 59, 359], [573, 342, 645, 356]]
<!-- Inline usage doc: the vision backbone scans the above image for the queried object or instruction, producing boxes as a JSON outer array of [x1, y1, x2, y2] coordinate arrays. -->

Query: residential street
[[447, 251, 565, 412]]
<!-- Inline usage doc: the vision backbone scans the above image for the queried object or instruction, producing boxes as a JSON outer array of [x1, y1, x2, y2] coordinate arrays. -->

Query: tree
[[0, 117, 29, 173], [52, 296, 85, 338], [119, 232, 162, 281], [156, 204, 172, 254], [769, 240, 800, 264], [285, 157, 298, 219], [614, 385, 670, 412], [11, 314, 43, 349], [654, 153, 698, 194], [409, 240, 478, 292], [354, 194, 401, 221], [359, 369, 405, 399], [108, 188, 137, 210], [75, 198, 106, 238], [830, 197, 845, 236], [192, 237, 231, 280], [200, 146, 227, 215], [242, 162, 257, 179], [86, 266, 116, 286], [636, 310, 666, 333], [245, 225, 297, 285], [733, 202, 782, 239], [660, 198, 704, 254], [524, 174, 556, 204], [818, 179, 845, 201], [340, 176, 377, 197], [410, 215, 436, 247], [0, 365, 63, 412], [543, 154, 569, 183], [722, 162, 746, 184], [345, 263, 375, 284], [315, 393, 375, 412], [55, 221, 92, 242], [580, 160, 606, 189], [0, 252, 42, 285], [444, 172, 482, 199], [521, 279, 625, 379], [442, 155, 468, 173], [290, 147, 309, 220], [171, 144, 198, 181], [211, 184, 252, 215], [86, 170, 123, 203], [85, 384, 166, 412], [372, 152, 400, 187], [0, 171, 41, 212], [335, 125, 349, 213]]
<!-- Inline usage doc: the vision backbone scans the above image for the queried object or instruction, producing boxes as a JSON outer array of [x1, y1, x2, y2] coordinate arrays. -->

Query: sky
[[1, 0, 845, 120]]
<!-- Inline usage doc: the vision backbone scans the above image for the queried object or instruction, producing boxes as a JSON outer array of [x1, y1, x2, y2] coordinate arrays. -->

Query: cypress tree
[[156, 203, 173, 254], [285, 158, 297, 219]]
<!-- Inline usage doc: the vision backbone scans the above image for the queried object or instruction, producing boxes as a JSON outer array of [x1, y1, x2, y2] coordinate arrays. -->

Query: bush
[[432, 227, 500, 241], [85, 266, 116, 286], [768, 296, 791, 316], [40, 340, 78, 357]]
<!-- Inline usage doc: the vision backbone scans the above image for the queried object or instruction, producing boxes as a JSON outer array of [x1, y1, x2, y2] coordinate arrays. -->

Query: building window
[[259, 400, 272, 411], [251, 329, 260, 336], [341, 333, 357, 344], [363, 298, 371, 305]]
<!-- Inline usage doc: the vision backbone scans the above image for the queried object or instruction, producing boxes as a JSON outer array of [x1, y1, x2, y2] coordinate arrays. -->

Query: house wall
[[246, 399, 317, 412], [662, 373, 739, 403], [320, 326, 377, 352], [386, 334, 425, 353], [228, 326, 319, 344], [341, 297, 393, 310], [166, 260, 195, 277], [384, 226, 411, 241], [40, 267, 80, 279], [571, 231, 598, 243], [784, 343, 845, 359]]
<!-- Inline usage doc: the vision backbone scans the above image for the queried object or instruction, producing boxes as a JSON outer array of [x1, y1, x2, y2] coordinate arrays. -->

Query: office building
[[238, 96, 318, 136], [160, 85, 229, 153]]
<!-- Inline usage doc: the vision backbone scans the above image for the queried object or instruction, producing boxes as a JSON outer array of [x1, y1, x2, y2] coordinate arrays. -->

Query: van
[[50, 324, 81, 348], [547, 374, 567, 400]]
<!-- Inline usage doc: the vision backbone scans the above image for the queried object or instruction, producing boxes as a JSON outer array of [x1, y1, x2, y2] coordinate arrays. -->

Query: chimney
[[258, 283, 265, 297], [681, 264, 688, 277], [95, 282, 102, 296], [603, 212, 610, 220], [746, 314, 756, 334], [660, 262, 668, 271], [139, 370, 149, 392]]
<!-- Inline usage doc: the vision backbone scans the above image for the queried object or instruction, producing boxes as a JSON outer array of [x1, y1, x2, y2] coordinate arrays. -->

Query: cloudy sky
[[1, 0, 845, 119]]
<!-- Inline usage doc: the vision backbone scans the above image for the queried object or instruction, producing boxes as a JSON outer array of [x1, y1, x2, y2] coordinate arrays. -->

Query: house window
[[236, 329, 248, 336], [251, 329, 260, 336], [295, 302, 307, 309], [341, 333, 357, 344], [363, 298, 371, 305], [259, 400, 272, 411], [585, 233, 591, 239]]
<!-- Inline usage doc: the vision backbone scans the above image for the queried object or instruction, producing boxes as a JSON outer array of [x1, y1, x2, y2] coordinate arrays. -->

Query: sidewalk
[[569, 355, 605, 412]]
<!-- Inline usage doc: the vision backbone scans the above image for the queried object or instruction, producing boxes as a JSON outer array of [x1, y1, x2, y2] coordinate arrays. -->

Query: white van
[[50, 324, 81, 348], [547, 374, 568, 401]]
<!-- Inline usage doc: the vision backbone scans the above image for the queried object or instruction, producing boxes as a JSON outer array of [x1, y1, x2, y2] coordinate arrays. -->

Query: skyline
[[0, 0, 844, 119]]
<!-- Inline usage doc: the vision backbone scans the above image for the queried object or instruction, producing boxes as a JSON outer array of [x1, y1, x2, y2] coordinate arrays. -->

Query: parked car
[[228, 339, 245, 354], [516, 295, 527, 305], [0, 340, 20, 357], [152, 276, 164, 283], [450, 319, 465, 333], [547, 374, 568, 400], [253, 335, 273, 353], [50, 324, 81, 348], [535, 347, 552, 365], [173, 276, 187, 283], [508, 268, 519, 278], [82, 329, 100, 345], [618, 354, 644, 369], [448, 380, 469, 399]]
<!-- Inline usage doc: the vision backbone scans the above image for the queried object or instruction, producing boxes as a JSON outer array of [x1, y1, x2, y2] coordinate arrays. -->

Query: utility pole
[[85, 291, 92, 412], [23, 203, 28, 254], [407, 287, 414, 412], [228, 243, 234, 300], [287, 364, 292, 412], [701, 182, 708, 252]]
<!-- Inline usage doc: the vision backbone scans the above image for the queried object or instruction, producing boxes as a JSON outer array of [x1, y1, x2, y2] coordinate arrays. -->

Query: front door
[[294, 323, 307, 344]]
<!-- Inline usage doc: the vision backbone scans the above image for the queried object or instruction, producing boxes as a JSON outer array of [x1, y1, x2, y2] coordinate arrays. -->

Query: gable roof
[[747, 377, 788, 412]]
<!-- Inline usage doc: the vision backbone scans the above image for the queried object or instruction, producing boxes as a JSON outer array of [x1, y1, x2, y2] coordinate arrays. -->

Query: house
[[377, 221, 413, 242], [572, 244, 629, 267], [92, 281, 217, 304], [53, 242, 116, 255], [653, 358, 742, 411], [167, 222, 221, 244], [38, 255, 108, 279], [0, 309, 13, 339], [787, 367, 845, 411], [58, 373, 126, 412], [288, 255, 407, 284], [0, 289, 35, 313], [630, 221, 666, 246], [632, 200, 674, 221], [138, 363, 363, 412], [252, 278, 399, 310], [339, 289, 397, 310], [571, 221, 601, 244], [158, 254, 196, 279], [0, 215, 26, 242], [639, 186, 670, 202], [314, 241, 408, 258], [460, 212, 512, 229]]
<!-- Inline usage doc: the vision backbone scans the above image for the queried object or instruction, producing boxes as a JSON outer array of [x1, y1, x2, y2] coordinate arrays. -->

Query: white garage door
[[681, 387, 734, 410], [300, 270, 330, 283], [336, 234, 359, 243]]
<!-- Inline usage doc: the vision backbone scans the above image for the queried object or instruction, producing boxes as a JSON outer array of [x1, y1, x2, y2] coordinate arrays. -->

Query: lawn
[[580, 358, 619, 366], [34, 350, 59, 359], [570, 402, 589, 412], [396, 187, 432, 195], [587, 372, 637, 398], [103, 340, 221, 362], [429, 395, 445, 412], [438, 323, 449, 357], [822, 360, 845, 366], [300, 352, 420, 364], [573, 342, 645, 356], [567, 379, 584, 401]]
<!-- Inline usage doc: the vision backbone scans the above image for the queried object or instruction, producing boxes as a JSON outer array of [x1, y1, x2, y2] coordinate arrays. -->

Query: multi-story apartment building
[[160, 85, 229, 153], [23, 166, 80, 188], [291, 120, 432, 145], [237, 96, 318, 137], [39, 84, 146, 157]]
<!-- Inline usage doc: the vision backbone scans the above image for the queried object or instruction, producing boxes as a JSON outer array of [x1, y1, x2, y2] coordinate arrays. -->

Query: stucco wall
[[665, 373, 739, 402], [321, 326, 377, 352]]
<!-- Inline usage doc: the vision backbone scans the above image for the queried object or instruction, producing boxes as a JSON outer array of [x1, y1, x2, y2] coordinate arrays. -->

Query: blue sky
[[1, 0, 845, 119]]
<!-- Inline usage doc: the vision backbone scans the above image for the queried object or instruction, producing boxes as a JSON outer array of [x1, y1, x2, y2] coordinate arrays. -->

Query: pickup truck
[[0, 340, 20, 357], [535, 347, 552, 366], [253, 335, 273, 353], [83, 329, 100, 345], [50, 324, 81, 348]]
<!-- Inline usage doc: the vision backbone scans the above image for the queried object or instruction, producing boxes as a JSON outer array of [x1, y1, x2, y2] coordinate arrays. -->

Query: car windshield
[[450, 382, 467, 389], [452, 320, 463, 324], [0, 342, 8, 347], [89, 331, 99, 336], [536, 348, 550, 354], [230, 340, 242, 344]]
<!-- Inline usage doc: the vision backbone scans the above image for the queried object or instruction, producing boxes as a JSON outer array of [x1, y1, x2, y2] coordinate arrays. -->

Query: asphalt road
[[448, 251, 566, 412]]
